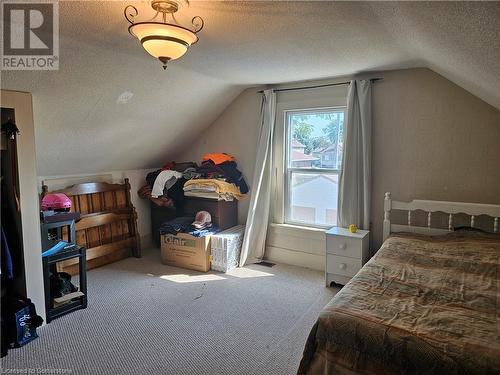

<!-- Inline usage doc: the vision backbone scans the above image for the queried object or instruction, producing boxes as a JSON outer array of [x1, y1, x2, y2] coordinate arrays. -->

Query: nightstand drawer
[[326, 236, 362, 258], [326, 254, 362, 278]]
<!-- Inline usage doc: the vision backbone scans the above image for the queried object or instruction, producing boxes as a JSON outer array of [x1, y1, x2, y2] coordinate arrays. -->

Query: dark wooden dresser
[[150, 197, 238, 247]]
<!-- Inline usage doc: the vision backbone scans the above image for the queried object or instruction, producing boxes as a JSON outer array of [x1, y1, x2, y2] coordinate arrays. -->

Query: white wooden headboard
[[383, 192, 500, 241]]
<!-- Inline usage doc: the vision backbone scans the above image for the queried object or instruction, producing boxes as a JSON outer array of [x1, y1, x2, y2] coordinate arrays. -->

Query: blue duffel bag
[[2, 296, 43, 349]]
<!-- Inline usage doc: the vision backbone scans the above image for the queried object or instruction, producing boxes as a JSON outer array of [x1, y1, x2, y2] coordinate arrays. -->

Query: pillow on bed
[[447, 226, 500, 242]]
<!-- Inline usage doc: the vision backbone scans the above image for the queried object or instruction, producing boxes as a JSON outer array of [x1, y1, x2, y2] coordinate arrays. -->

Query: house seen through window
[[286, 108, 345, 227]]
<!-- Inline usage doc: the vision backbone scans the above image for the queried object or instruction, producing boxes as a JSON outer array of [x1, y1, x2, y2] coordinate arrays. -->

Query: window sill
[[270, 223, 327, 232], [269, 223, 328, 241]]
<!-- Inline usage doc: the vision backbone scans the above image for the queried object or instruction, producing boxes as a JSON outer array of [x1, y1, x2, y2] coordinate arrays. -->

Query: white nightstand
[[325, 227, 370, 287]]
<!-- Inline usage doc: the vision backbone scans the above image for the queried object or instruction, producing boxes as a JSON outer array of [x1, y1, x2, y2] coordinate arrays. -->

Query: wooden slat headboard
[[42, 180, 133, 214], [383, 192, 500, 241], [41, 178, 141, 273]]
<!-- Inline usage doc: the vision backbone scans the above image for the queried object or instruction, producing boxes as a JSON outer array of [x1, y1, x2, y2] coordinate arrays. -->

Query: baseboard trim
[[265, 246, 325, 271]]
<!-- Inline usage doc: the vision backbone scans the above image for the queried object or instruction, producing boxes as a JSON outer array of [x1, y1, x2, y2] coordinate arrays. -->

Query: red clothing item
[[202, 153, 235, 165], [161, 162, 176, 171]]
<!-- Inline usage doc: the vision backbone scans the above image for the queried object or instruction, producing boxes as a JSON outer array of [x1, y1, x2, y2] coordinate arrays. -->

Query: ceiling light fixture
[[124, 0, 204, 70]]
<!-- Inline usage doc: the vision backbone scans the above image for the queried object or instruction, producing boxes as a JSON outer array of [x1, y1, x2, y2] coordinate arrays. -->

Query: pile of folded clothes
[[183, 153, 248, 201], [159, 211, 220, 238], [138, 153, 249, 205], [183, 179, 244, 201]]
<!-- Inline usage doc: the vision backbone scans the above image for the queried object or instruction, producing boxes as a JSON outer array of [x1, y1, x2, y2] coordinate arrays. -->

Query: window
[[285, 108, 345, 227]]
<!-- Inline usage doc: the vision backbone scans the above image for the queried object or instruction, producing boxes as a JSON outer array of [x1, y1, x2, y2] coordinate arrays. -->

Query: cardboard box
[[161, 233, 211, 272]]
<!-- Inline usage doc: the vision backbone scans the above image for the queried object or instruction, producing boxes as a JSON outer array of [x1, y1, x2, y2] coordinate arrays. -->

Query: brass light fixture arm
[[148, 11, 160, 22], [124, 2, 204, 34], [192, 16, 204, 33], [124, 5, 138, 25]]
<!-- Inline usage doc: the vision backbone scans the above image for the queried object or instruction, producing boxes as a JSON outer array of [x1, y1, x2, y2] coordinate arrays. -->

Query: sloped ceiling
[[2, 1, 499, 176]]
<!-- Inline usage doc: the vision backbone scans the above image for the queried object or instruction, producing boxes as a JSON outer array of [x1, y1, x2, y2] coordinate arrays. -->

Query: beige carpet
[[1, 248, 338, 375]]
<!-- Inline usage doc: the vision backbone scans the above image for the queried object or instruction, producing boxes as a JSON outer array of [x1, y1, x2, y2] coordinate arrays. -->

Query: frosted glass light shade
[[129, 22, 198, 61], [142, 39, 188, 60]]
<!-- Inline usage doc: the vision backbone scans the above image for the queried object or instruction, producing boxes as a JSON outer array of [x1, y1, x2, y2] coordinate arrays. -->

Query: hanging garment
[[151, 170, 183, 198], [146, 169, 161, 187], [1, 227, 14, 279], [166, 177, 187, 211]]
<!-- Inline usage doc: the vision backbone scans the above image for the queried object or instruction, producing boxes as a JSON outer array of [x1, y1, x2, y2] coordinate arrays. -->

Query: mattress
[[298, 231, 500, 375]]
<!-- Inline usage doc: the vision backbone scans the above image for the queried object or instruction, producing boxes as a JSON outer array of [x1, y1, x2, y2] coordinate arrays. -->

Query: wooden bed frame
[[41, 178, 141, 274], [383, 192, 500, 241]]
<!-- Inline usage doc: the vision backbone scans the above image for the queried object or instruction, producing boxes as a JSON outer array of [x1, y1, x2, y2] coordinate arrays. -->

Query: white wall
[[1, 90, 46, 320], [175, 89, 262, 224], [39, 169, 155, 247], [369, 69, 500, 248], [175, 68, 500, 271]]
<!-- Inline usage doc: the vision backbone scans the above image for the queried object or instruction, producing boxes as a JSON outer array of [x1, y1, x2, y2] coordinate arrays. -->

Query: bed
[[298, 193, 500, 375], [41, 179, 141, 274]]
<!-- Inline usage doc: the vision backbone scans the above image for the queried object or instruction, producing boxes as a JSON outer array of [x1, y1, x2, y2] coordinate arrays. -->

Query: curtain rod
[[257, 78, 383, 94]]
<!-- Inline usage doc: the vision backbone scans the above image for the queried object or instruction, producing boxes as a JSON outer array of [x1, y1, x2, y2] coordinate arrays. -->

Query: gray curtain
[[337, 80, 372, 230], [239, 89, 276, 266]]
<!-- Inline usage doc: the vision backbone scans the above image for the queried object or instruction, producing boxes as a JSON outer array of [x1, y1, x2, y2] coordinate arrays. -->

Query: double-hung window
[[284, 108, 345, 227]]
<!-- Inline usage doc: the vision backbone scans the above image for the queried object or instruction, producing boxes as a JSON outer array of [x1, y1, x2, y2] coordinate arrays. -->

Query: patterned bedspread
[[298, 232, 500, 375]]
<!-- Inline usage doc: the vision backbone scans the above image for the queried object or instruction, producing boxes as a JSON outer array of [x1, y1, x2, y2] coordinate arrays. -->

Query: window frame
[[284, 106, 346, 229]]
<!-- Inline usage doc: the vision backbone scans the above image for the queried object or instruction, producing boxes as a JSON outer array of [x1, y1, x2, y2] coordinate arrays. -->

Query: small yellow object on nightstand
[[348, 224, 358, 233]]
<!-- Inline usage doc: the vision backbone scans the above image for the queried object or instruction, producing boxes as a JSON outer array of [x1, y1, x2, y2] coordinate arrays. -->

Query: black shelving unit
[[42, 246, 87, 323]]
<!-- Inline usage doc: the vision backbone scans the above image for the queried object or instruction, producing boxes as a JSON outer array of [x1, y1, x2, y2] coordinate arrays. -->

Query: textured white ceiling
[[2, 1, 499, 175]]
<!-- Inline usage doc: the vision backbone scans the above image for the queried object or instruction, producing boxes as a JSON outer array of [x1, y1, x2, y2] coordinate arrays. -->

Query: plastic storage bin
[[210, 225, 245, 272]]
